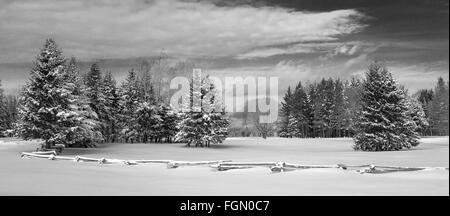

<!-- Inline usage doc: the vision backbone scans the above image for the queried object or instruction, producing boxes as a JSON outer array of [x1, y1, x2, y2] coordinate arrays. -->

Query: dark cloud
[[0, 0, 448, 94]]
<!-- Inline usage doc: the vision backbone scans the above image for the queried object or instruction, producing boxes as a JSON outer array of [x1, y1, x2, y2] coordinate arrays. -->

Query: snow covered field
[[0, 137, 448, 196]]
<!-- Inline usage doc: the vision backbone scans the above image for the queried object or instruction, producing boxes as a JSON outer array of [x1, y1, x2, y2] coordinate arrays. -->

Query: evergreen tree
[[322, 79, 335, 137], [103, 71, 121, 142], [84, 63, 108, 140], [175, 75, 230, 147], [278, 77, 362, 139], [343, 78, 363, 137], [289, 82, 309, 138], [134, 102, 162, 143], [353, 63, 419, 151], [62, 58, 103, 147], [303, 90, 315, 138], [406, 97, 429, 136], [17, 39, 101, 148], [120, 69, 141, 143], [17, 39, 67, 148], [159, 105, 179, 143], [278, 86, 293, 138], [309, 83, 321, 137], [330, 79, 346, 137], [311, 79, 334, 137], [429, 77, 449, 136], [287, 113, 299, 137]]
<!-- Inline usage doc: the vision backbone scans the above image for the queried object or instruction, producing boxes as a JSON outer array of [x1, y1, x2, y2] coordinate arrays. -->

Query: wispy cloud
[[350, 60, 449, 92], [0, 0, 366, 63]]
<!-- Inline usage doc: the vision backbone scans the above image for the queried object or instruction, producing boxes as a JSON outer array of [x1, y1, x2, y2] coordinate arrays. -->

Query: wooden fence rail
[[20, 152, 449, 174]]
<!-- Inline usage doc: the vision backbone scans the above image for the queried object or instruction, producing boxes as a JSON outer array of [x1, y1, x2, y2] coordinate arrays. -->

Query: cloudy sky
[[0, 0, 448, 94]]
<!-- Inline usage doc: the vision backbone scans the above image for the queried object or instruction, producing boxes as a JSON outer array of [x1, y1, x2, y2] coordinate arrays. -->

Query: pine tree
[[330, 79, 346, 137], [311, 79, 334, 138], [289, 82, 309, 138], [120, 69, 141, 143], [103, 71, 121, 142], [175, 75, 230, 147], [62, 58, 103, 147], [278, 86, 293, 138], [406, 97, 429, 136], [343, 78, 362, 137], [322, 79, 335, 137], [17, 39, 101, 148], [159, 105, 179, 143], [84, 63, 108, 140], [303, 90, 315, 138], [134, 102, 162, 143], [17, 39, 67, 148], [309, 83, 321, 137], [353, 63, 419, 151], [429, 77, 449, 136], [287, 113, 299, 137]]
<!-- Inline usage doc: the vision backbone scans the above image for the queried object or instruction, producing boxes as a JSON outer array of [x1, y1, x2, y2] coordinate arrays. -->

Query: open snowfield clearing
[[0, 137, 448, 196]]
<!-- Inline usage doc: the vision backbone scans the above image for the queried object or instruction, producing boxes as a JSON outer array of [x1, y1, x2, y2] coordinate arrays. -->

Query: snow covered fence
[[215, 161, 449, 174], [21, 152, 231, 167], [214, 162, 348, 172], [167, 160, 232, 169], [20, 152, 449, 174], [356, 164, 449, 174]]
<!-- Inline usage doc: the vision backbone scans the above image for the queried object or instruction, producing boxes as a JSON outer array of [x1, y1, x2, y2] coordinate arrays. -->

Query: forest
[[277, 75, 449, 139], [0, 39, 229, 149], [0, 39, 449, 151]]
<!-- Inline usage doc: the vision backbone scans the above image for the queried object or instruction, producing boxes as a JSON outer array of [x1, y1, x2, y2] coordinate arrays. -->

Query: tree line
[[279, 76, 366, 138], [415, 77, 450, 136], [0, 39, 229, 149], [0, 81, 18, 136], [278, 64, 448, 141]]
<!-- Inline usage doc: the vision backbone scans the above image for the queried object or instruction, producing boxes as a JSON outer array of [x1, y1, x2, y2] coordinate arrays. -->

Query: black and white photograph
[[0, 0, 448, 203]]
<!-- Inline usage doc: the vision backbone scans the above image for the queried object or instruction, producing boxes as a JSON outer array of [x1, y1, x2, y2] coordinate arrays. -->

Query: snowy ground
[[0, 137, 448, 196]]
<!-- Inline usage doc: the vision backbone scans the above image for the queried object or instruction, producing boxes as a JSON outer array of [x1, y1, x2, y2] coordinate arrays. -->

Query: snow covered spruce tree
[[406, 97, 429, 135], [17, 39, 102, 149], [157, 104, 179, 143], [62, 58, 103, 147], [84, 63, 109, 141], [102, 71, 121, 142], [330, 80, 346, 137], [120, 69, 141, 143], [353, 62, 420, 151], [278, 86, 293, 138], [343, 78, 363, 137], [134, 102, 162, 143], [429, 77, 449, 135], [175, 75, 230, 147], [289, 82, 311, 138]]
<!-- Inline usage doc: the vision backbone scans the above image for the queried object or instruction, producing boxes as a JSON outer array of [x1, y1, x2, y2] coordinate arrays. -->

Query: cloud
[[206, 60, 324, 93], [349, 60, 449, 92], [236, 42, 337, 59], [388, 61, 449, 92], [236, 40, 372, 59], [344, 53, 368, 68], [0, 0, 366, 63], [342, 43, 385, 68]]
